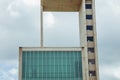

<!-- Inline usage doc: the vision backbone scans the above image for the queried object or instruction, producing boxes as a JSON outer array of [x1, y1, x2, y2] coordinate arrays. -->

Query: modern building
[[19, 0, 99, 80]]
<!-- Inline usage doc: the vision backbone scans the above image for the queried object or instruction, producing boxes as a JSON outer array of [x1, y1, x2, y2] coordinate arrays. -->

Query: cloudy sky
[[0, 0, 120, 80]]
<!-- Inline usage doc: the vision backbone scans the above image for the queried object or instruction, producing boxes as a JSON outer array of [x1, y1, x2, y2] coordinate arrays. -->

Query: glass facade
[[22, 51, 82, 80]]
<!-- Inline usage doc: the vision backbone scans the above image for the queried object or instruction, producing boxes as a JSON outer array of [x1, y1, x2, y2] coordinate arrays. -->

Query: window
[[85, 4, 92, 9], [88, 59, 95, 64], [87, 36, 94, 41], [22, 51, 83, 80], [88, 48, 94, 53], [87, 25, 93, 30], [86, 15, 92, 19], [89, 71, 96, 76]]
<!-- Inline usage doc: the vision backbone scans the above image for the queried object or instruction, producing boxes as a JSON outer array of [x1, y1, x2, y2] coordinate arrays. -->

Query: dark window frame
[[85, 4, 92, 9], [88, 47, 95, 53], [86, 15, 93, 19], [88, 59, 95, 64], [89, 71, 96, 76], [87, 36, 94, 41], [87, 25, 93, 30]]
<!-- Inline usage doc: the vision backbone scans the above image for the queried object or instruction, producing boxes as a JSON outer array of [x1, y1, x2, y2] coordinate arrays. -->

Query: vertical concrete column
[[41, 6, 43, 47], [19, 47, 22, 80], [85, 0, 99, 80], [79, 0, 89, 80]]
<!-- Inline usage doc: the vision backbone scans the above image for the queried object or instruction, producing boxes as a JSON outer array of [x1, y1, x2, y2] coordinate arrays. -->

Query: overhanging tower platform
[[41, 0, 82, 11]]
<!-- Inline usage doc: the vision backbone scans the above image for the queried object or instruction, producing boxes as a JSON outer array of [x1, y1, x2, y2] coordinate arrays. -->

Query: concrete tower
[[19, 0, 99, 80]]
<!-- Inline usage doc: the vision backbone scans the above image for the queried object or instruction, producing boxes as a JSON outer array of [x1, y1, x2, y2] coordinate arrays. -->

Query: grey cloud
[[96, 0, 120, 80], [44, 12, 80, 47], [0, 0, 40, 60], [96, 0, 120, 65]]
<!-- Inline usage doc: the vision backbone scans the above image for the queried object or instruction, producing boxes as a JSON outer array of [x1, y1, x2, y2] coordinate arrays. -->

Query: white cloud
[[0, 68, 16, 80], [7, 0, 40, 17], [9, 11, 20, 17], [113, 67, 120, 79], [22, 0, 40, 7], [44, 12, 55, 27], [108, 1, 120, 16], [0, 26, 8, 37], [100, 65, 120, 79], [7, 0, 20, 17], [0, 60, 18, 80], [9, 68, 18, 75]]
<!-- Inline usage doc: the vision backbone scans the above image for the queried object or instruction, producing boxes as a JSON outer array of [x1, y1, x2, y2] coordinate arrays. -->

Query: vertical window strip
[[42, 51, 43, 79], [31, 51, 32, 79], [54, 51, 55, 79], [73, 53, 77, 78], [76, 51, 77, 78], [33, 51, 34, 78], [56, 51, 60, 80], [24, 52, 26, 80], [66, 51, 67, 79], [69, 51, 71, 80], [73, 51, 75, 78], [27, 52, 28, 79], [62, 51, 64, 79], [49, 51, 50, 78], [45, 51, 47, 79], [28, 51, 29, 79], [28, 52, 30, 79], [25, 51, 27, 80], [30, 51, 31, 79], [39, 52, 40, 79], [26, 51, 27, 80], [77, 51, 79, 79], [37, 51, 38, 78]]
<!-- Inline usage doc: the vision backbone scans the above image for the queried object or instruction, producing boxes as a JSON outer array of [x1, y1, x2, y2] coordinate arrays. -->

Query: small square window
[[86, 15, 92, 19], [88, 48, 94, 53], [89, 71, 96, 76], [87, 25, 93, 30], [87, 36, 94, 41], [85, 4, 92, 9], [88, 59, 95, 64]]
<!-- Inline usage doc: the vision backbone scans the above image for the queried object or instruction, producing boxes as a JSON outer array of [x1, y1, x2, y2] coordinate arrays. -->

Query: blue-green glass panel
[[22, 51, 82, 80]]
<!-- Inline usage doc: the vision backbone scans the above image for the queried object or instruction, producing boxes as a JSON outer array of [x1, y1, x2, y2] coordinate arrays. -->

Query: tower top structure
[[19, 0, 99, 80], [41, 0, 81, 11]]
